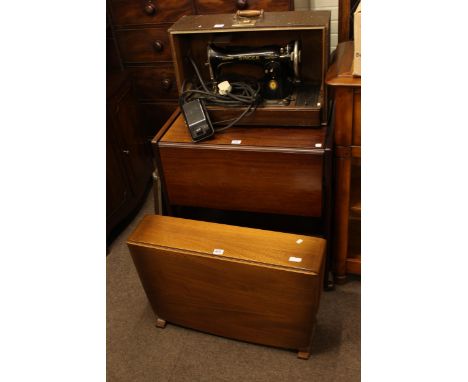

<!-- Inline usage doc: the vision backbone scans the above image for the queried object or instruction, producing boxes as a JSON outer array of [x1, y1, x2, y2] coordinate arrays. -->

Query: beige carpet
[[107, 193, 361, 382]]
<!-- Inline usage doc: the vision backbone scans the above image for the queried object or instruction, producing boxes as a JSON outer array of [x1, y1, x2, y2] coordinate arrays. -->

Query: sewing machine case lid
[[168, 10, 331, 34]]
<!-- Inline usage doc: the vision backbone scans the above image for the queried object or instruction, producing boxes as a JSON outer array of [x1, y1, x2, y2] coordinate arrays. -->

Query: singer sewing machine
[[168, 11, 330, 126], [207, 40, 301, 100]]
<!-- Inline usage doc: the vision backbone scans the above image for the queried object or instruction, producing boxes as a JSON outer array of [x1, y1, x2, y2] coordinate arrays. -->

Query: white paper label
[[315, 143, 322, 148], [213, 249, 224, 255], [296, 239, 303, 244], [231, 140, 242, 145], [214, 24, 224, 28], [289, 256, 302, 263]]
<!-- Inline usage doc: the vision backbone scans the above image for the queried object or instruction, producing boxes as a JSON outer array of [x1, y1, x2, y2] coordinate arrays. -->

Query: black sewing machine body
[[207, 41, 300, 100]]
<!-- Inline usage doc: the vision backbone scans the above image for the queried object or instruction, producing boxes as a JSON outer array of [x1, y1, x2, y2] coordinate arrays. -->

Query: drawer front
[[195, 0, 291, 14], [116, 27, 172, 63], [159, 146, 323, 217], [129, 66, 178, 101], [111, 0, 193, 27]]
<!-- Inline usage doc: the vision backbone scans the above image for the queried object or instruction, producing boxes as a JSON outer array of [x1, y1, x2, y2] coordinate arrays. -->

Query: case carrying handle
[[236, 10, 264, 18]]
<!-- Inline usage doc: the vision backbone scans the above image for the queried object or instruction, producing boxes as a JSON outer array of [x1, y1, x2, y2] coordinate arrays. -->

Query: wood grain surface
[[333, 87, 354, 146], [169, 10, 330, 32], [116, 26, 173, 63], [327, 41, 361, 281], [128, 215, 326, 272], [194, 0, 292, 14], [158, 114, 325, 217], [205, 106, 322, 127], [127, 215, 325, 351], [128, 65, 178, 101], [159, 147, 323, 216], [325, 41, 361, 87], [160, 114, 326, 148], [352, 89, 361, 146], [110, 0, 193, 27]]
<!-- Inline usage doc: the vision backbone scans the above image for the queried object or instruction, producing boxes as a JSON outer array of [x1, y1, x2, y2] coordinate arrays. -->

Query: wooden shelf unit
[[326, 41, 361, 282]]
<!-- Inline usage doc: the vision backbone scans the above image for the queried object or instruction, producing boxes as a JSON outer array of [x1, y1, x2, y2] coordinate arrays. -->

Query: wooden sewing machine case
[[168, 10, 331, 126], [127, 214, 326, 358]]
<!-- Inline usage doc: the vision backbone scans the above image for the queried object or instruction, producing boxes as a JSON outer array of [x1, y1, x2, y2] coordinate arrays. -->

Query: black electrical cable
[[179, 57, 261, 133]]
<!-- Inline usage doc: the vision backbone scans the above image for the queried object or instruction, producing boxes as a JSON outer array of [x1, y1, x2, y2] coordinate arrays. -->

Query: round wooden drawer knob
[[153, 40, 164, 52], [161, 78, 172, 90], [144, 2, 156, 15], [236, 0, 248, 9]]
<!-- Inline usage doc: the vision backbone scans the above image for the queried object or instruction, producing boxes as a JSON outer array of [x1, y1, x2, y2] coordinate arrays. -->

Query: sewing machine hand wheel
[[292, 40, 301, 80]]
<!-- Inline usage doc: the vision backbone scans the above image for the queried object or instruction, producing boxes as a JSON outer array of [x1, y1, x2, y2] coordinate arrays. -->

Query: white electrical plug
[[217, 80, 232, 95]]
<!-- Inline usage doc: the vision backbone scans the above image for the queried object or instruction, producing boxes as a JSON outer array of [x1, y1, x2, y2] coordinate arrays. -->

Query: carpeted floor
[[107, 193, 361, 382]]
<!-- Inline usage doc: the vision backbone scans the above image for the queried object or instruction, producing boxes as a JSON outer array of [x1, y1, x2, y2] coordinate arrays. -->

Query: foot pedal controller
[[181, 99, 214, 142]]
